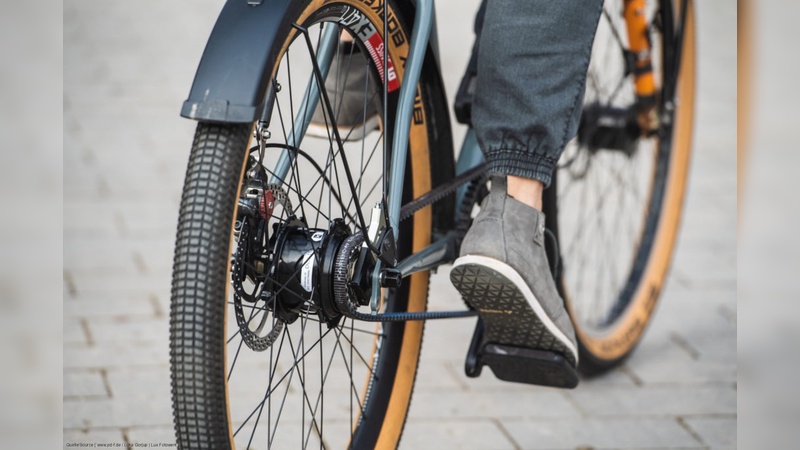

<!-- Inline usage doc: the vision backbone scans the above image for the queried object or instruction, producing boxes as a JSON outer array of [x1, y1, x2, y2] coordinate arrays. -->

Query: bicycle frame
[[180, 0, 685, 314]]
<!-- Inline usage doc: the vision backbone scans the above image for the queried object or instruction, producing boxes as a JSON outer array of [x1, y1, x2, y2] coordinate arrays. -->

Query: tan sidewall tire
[[570, 0, 696, 363], [220, 1, 433, 448]]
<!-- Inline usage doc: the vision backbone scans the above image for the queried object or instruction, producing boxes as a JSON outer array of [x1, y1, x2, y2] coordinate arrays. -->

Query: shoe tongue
[[490, 175, 507, 194]]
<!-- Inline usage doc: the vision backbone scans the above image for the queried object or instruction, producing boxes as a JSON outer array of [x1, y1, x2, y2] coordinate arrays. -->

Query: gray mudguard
[[181, 0, 441, 124], [180, 0, 302, 123]]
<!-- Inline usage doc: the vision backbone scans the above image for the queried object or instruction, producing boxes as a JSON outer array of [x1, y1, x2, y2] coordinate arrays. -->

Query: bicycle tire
[[169, 0, 453, 447], [552, 0, 696, 375]]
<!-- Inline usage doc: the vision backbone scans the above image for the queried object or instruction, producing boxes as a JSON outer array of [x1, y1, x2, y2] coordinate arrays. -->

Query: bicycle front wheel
[[553, 0, 696, 374], [169, 0, 453, 448]]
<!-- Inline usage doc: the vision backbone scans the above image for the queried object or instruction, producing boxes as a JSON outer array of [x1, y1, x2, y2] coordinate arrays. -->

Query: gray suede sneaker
[[306, 43, 380, 141], [450, 176, 579, 366]]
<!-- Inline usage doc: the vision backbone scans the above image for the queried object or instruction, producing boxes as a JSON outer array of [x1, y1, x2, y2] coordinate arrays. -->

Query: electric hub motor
[[268, 218, 351, 326], [233, 172, 377, 349]]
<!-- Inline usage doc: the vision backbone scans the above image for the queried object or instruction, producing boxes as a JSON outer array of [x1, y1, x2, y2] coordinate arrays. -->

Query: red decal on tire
[[338, 6, 400, 92], [364, 33, 400, 92]]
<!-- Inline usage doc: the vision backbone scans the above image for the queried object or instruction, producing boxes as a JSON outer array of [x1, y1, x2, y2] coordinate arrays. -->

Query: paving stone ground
[[64, 0, 736, 448]]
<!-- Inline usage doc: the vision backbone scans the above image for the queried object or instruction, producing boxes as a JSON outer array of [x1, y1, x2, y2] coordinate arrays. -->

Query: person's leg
[[453, 0, 489, 124], [473, 0, 603, 207], [452, 0, 602, 367]]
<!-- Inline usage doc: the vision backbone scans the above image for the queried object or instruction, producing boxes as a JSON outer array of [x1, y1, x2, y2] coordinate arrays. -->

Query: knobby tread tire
[[170, 1, 455, 446], [170, 123, 250, 450]]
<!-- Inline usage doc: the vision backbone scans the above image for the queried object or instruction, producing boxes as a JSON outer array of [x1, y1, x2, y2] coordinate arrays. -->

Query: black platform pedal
[[464, 320, 579, 389], [481, 343, 579, 389]]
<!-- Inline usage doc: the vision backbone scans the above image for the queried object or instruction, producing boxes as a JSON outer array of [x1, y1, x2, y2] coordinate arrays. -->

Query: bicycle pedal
[[481, 343, 579, 389], [464, 319, 579, 388]]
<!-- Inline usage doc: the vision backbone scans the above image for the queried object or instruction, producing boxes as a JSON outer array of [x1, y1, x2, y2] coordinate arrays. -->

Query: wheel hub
[[267, 218, 351, 325], [232, 160, 379, 338], [577, 103, 644, 156]]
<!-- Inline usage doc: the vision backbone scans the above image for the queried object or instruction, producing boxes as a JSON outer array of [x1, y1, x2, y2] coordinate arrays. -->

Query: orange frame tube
[[624, 0, 656, 104]]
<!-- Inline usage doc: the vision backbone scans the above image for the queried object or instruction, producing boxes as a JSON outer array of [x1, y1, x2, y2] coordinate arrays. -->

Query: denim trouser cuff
[[471, 0, 602, 190], [485, 148, 557, 187]]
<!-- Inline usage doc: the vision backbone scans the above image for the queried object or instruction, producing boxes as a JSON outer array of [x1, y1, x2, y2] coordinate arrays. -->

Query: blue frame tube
[[387, 0, 434, 234], [396, 234, 456, 277], [369, 0, 435, 311], [454, 128, 485, 211]]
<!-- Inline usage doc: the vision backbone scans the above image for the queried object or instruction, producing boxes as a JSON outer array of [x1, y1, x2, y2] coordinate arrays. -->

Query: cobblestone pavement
[[64, 0, 735, 448]]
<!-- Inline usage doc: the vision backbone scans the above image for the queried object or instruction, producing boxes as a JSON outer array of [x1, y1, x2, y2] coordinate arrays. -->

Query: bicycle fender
[[180, 0, 303, 123], [180, 0, 444, 124]]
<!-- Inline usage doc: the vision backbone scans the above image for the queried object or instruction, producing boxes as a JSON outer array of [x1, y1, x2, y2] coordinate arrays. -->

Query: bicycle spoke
[[282, 320, 328, 447], [335, 322, 379, 377], [224, 15, 395, 448], [234, 325, 330, 439], [228, 303, 259, 381], [559, 0, 664, 330], [234, 325, 288, 439]]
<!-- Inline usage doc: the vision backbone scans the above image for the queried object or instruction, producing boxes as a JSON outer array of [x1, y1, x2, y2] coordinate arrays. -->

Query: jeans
[[472, 0, 604, 187]]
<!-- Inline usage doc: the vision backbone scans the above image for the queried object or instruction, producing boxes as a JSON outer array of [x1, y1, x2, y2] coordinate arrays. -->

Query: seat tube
[[386, 0, 434, 234], [369, 0, 434, 312]]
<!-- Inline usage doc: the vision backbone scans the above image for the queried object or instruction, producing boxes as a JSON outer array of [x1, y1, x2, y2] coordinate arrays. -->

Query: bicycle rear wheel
[[169, 1, 453, 448], [552, 0, 696, 374]]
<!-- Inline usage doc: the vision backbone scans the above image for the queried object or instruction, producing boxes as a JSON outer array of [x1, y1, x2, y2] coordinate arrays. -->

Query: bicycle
[[169, 0, 695, 448]]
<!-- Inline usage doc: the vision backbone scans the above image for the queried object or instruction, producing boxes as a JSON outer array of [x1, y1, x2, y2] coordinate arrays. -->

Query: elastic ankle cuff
[[484, 148, 557, 188]]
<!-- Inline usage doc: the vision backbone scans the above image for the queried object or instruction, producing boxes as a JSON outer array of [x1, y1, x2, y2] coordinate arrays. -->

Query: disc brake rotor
[[231, 184, 292, 352]]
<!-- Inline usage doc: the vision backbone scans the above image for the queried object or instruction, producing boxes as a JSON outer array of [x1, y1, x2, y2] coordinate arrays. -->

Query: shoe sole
[[305, 115, 380, 142], [451, 255, 578, 366]]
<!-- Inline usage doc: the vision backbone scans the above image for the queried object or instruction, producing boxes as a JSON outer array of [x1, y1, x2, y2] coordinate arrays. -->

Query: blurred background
[[0, 2, 62, 450], [737, 1, 800, 448], [7, 0, 787, 448]]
